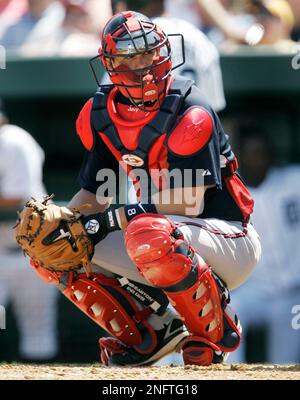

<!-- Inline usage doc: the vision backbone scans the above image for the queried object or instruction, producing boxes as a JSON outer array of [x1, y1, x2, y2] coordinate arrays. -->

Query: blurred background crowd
[[0, 0, 300, 56], [0, 0, 300, 365]]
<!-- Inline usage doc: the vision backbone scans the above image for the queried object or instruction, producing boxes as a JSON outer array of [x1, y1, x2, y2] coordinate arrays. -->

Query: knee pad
[[125, 214, 199, 288]]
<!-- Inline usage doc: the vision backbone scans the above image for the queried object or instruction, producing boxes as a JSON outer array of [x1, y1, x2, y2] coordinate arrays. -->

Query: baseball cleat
[[99, 316, 189, 367]]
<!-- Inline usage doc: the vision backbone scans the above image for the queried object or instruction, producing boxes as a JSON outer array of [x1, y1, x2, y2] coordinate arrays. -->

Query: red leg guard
[[181, 337, 218, 366], [30, 259, 62, 285], [63, 272, 157, 350], [125, 214, 241, 362], [181, 304, 242, 365]]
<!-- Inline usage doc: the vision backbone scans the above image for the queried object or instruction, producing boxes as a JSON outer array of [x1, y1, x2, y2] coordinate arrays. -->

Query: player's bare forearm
[[68, 188, 112, 215], [197, 0, 246, 41]]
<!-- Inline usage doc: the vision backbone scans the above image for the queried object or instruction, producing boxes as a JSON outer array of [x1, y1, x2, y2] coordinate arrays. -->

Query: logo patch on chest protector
[[122, 154, 144, 167], [145, 89, 156, 96]]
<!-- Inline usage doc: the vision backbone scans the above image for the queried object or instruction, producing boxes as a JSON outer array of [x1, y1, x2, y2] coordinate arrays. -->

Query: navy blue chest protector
[[90, 76, 193, 168]]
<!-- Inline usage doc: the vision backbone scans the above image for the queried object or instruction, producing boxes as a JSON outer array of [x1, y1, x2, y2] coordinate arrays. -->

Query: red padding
[[224, 174, 254, 220], [76, 99, 94, 151], [167, 107, 213, 156], [63, 273, 144, 346], [30, 259, 61, 285]]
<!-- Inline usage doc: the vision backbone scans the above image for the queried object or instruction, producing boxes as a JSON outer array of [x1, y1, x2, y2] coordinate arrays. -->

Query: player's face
[[111, 49, 158, 72]]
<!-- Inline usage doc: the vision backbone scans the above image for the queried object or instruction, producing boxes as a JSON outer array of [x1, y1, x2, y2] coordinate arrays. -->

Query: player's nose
[[135, 55, 152, 70]]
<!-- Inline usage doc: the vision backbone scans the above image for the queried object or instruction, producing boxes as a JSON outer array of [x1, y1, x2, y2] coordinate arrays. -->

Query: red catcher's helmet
[[98, 11, 173, 111]]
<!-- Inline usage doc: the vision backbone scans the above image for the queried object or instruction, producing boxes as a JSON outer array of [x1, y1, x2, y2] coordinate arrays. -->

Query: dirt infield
[[0, 363, 300, 380]]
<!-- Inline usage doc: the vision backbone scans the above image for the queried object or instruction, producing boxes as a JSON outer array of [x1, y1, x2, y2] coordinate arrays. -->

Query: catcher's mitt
[[14, 195, 94, 274]]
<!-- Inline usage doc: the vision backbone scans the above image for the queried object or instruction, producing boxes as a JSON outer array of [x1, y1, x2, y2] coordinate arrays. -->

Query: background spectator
[[0, 0, 28, 39], [111, 0, 127, 14], [228, 126, 300, 364], [246, 0, 297, 51], [164, 0, 298, 49], [0, 0, 113, 57], [83, 0, 112, 34], [288, 0, 300, 41], [0, 98, 59, 362], [0, 0, 65, 54], [61, 0, 113, 34], [164, 0, 263, 45], [56, 1, 99, 57]]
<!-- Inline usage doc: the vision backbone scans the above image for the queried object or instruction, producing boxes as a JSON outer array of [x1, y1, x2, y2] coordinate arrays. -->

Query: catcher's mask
[[90, 11, 185, 111]]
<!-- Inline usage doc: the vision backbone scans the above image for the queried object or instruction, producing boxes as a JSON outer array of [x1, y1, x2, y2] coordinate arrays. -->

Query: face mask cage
[[106, 42, 171, 108], [89, 16, 185, 111]]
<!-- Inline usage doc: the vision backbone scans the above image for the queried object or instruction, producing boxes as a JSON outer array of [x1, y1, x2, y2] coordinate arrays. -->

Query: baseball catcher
[[14, 10, 261, 367]]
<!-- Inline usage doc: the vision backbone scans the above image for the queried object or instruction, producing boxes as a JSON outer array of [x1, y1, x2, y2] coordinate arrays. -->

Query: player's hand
[[81, 208, 121, 245], [14, 196, 94, 274]]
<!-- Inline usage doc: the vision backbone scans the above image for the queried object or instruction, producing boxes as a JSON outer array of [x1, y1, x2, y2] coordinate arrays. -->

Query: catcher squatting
[[14, 11, 262, 367]]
